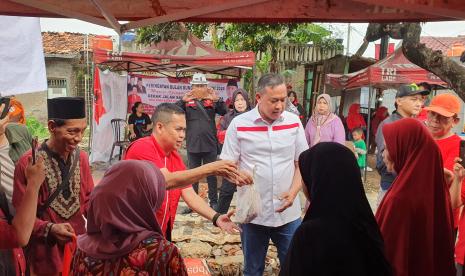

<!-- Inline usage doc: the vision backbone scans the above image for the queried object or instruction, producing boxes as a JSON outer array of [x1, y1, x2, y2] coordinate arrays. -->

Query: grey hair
[[257, 73, 285, 94], [152, 103, 185, 124]]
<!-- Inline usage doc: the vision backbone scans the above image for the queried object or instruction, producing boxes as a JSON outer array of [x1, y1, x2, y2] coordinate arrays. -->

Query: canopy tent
[[94, 34, 255, 78], [325, 48, 448, 91], [324, 47, 448, 181], [1, 0, 465, 34]]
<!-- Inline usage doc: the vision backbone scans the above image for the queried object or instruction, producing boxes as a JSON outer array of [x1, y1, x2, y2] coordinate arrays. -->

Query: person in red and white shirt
[[124, 103, 252, 240], [220, 73, 308, 276]]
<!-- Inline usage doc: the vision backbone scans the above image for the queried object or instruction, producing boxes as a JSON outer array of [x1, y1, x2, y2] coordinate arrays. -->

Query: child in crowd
[[352, 127, 367, 173]]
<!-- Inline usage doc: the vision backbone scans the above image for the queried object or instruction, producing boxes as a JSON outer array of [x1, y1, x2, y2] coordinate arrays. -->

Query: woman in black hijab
[[280, 142, 391, 276]]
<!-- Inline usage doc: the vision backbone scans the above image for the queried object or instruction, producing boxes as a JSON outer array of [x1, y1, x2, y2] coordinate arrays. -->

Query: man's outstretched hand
[[216, 210, 241, 234], [205, 160, 253, 186]]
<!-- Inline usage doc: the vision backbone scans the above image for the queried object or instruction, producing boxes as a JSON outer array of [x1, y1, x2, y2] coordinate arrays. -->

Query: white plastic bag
[[235, 167, 262, 224]]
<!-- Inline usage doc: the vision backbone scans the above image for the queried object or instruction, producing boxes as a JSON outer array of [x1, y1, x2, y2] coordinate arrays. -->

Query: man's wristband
[[212, 212, 221, 227]]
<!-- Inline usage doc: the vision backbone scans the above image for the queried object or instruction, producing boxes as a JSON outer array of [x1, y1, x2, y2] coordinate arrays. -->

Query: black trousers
[[217, 178, 237, 214], [187, 151, 218, 206]]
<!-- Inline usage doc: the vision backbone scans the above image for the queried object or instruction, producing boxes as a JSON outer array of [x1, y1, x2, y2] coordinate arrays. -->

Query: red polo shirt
[[124, 135, 189, 237], [434, 134, 465, 264]]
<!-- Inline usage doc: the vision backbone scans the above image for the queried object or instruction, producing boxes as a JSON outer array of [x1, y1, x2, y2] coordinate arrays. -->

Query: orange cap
[[424, 93, 461, 117]]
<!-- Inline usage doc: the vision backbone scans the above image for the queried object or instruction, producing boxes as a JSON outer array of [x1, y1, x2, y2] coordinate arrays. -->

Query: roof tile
[[420, 36, 465, 56], [41, 32, 98, 55]]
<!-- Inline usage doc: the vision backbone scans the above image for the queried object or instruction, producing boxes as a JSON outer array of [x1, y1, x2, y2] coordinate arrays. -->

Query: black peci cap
[[47, 97, 86, 120]]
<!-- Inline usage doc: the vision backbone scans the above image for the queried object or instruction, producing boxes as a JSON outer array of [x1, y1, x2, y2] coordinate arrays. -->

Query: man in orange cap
[[424, 93, 465, 274], [7, 97, 26, 124]]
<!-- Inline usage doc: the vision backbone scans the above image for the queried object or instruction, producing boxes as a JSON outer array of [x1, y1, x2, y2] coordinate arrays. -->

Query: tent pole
[[251, 65, 256, 105], [364, 86, 373, 183], [88, 63, 95, 154]]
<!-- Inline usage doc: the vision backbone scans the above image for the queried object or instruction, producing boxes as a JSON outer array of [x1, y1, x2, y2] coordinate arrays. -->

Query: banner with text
[[127, 75, 233, 115]]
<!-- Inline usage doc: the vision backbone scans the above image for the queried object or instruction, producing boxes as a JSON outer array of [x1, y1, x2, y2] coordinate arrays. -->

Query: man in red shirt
[[13, 97, 94, 276], [125, 103, 251, 240], [424, 93, 465, 273]]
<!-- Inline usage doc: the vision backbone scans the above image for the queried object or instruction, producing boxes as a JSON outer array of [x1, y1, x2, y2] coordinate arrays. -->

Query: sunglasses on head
[[0, 97, 10, 120]]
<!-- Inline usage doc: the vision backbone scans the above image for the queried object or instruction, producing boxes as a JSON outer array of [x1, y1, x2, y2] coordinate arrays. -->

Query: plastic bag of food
[[235, 167, 262, 224]]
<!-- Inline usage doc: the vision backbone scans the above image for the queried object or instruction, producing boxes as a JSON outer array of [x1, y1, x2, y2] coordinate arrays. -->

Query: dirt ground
[[90, 153, 382, 275]]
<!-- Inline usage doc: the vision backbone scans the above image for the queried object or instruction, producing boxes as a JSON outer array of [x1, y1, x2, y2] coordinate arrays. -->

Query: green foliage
[[26, 117, 49, 140], [256, 52, 272, 74], [136, 22, 341, 52], [136, 22, 342, 73], [136, 23, 211, 46], [287, 23, 331, 44]]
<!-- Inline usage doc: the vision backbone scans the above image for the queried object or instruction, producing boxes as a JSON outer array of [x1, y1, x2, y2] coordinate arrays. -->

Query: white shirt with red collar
[[220, 106, 308, 227]]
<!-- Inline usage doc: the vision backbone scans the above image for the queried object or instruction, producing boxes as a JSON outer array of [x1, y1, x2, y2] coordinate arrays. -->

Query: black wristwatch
[[212, 212, 221, 227]]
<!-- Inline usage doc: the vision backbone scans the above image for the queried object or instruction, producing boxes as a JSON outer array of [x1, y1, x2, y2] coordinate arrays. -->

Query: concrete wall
[[16, 57, 77, 124], [45, 58, 77, 96], [283, 64, 306, 104], [15, 91, 48, 123]]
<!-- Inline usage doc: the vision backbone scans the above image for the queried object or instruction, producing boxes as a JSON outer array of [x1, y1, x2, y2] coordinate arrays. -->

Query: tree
[[356, 23, 465, 100], [136, 22, 342, 73]]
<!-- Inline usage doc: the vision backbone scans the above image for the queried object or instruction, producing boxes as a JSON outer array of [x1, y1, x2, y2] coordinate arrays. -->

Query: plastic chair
[[109, 119, 130, 164]]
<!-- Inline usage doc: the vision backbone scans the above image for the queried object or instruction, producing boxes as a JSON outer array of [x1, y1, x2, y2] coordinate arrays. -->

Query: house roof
[[420, 36, 465, 55], [41, 32, 96, 56]]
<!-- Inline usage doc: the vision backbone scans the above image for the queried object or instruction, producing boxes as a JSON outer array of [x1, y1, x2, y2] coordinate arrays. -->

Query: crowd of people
[[1, 72, 465, 276]]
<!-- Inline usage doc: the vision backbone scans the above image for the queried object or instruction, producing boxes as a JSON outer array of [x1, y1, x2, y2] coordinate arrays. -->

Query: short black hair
[[352, 127, 364, 135], [50, 119, 67, 127], [152, 103, 185, 124], [137, 77, 143, 81]]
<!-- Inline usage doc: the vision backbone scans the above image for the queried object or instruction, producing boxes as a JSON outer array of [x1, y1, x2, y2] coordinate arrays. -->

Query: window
[[47, 78, 68, 98]]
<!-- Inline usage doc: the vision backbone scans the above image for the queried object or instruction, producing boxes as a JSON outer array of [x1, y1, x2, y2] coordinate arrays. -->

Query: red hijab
[[77, 160, 166, 260], [376, 118, 455, 276], [371, 106, 388, 135], [346, 103, 366, 130]]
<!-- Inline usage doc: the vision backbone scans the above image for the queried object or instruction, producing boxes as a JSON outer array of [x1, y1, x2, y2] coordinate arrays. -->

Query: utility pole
[[346, 23, 351, 56], [379, 35, 389, 60]]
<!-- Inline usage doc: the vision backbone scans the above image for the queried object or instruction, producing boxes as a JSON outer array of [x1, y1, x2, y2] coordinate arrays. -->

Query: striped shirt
[[220, 107, 308, 227]]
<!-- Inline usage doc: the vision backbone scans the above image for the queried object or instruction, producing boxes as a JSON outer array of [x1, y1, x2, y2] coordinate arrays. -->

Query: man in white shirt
[[221, 73, 308, 276]]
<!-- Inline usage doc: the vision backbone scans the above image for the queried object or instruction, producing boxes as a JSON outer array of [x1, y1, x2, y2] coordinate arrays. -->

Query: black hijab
[[220, 88, 251, 131], [280, 142, 391, 276]]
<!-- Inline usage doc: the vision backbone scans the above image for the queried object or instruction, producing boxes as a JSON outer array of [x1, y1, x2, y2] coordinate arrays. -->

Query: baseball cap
[[424, 93, 461, 117], [190, 73, 208, 85], [396, 83, 430, 98]]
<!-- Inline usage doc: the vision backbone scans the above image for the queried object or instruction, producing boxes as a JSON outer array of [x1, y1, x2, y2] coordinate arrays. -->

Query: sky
[[40, 18, 465, 58]]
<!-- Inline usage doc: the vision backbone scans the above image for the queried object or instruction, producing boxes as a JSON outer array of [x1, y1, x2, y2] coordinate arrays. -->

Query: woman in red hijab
[[71, 160, 187, 275], [376, 118, 455, 276], [346, 103, 367, 131]]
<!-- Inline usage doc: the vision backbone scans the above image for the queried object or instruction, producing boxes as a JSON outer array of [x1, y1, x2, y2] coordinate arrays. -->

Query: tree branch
[[359, 22, 465, 101]]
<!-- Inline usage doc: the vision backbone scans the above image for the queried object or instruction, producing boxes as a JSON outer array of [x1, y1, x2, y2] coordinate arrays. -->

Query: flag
[[93, 68, 106, 124]]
